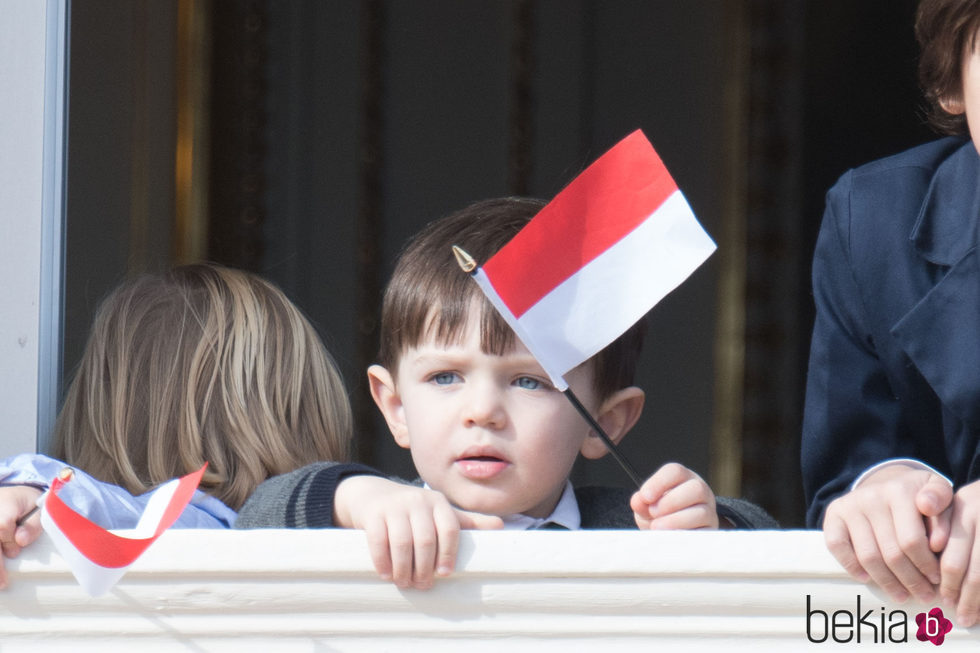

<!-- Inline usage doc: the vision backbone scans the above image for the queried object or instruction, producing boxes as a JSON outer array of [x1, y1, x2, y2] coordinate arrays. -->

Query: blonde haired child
[[0, 263, 352, 587]]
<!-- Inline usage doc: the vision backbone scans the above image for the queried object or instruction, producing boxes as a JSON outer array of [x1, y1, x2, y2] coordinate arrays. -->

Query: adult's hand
[[822, 463, 952, 603], [938, 479, 980, 626]]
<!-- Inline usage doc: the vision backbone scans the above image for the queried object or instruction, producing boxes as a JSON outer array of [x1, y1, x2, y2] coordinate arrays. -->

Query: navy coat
[[802, 137, 980, 528]]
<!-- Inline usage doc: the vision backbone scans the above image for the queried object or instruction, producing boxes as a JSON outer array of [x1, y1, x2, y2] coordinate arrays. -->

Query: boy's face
[[372, 314, 601, 519]]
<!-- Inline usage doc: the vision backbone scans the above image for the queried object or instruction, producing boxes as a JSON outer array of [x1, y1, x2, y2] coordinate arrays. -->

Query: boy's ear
[[940, 93, 966, 115], [367, 364, 411, 449], [579, 386, 645, 460]]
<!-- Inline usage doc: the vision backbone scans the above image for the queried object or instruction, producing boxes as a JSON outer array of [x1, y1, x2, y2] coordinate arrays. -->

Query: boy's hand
[[0, 485, 45, 590], [938, 479, 980, 626], [822, 464, 952, 604], [334, 476, 503, 590], [631, 462, 718, 530]]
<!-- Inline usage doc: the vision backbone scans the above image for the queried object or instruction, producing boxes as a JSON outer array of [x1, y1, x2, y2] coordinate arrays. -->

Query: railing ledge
[[3, 529, 976, 650]]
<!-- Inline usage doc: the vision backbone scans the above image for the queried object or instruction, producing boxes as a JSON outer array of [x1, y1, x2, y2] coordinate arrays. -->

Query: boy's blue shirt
[[0, 453, 236, 529]]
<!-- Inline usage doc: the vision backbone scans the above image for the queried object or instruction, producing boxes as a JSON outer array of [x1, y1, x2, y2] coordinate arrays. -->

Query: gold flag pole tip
[[452, 245, 478, 273]]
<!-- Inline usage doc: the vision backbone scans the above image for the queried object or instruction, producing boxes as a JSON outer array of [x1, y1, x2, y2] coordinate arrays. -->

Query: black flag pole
[[453, 245, 644, 490], [560, 388, 644, 489]]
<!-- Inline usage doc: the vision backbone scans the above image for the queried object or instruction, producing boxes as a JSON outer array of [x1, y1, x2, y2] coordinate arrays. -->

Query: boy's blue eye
[[515, 376, 542, 390], [431, 372, 458, 385]]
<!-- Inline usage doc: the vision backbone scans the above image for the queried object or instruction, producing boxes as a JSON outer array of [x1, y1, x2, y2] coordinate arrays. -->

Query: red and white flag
[[40, 464, 207, 596], [470, 130, 716, 391]]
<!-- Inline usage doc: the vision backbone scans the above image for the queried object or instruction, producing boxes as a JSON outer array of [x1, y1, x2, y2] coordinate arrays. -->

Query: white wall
[[4, 530, 977, 650], [0, 0, 66, 456]]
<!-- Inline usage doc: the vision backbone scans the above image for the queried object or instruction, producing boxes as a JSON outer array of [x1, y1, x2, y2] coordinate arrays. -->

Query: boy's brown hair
[[377, 197, 645, 401], [917, 0, 980, 135]]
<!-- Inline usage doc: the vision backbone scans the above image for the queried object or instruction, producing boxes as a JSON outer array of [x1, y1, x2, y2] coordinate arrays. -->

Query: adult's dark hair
[[917, 0, 980, 135]]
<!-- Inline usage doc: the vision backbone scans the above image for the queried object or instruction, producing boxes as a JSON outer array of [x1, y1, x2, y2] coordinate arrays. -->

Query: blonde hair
[[53, 263, 351, 510]]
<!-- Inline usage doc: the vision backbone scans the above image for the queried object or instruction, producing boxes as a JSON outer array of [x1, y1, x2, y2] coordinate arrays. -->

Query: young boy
[[237, 197, 776, 589]]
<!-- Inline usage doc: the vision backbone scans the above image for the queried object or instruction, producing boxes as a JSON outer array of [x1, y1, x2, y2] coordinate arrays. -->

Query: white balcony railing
[[3, 529, 977, 651]]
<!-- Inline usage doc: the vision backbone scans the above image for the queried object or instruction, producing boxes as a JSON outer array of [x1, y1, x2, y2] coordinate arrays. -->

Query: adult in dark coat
[[801, 0, 980, 627], [803, 136, 979, 526]]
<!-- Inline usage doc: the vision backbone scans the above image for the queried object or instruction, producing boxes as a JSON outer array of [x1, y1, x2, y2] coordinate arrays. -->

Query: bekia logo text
[[806, 595, 953, 645]]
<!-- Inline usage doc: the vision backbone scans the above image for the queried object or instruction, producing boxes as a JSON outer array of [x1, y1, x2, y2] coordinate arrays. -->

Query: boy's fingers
[[630, 491, 659, 528], [629, 491, 648, 517], [409, 497, 467, 588], [384, 514, 417, 588], [644, 478, 714, 519], [407, 511, 438, 590], [432, 504, 461, 578], [636, 472, 717, 529], [361, 515, 395, 582], [647, 503, 717, 530], [638, 463, 691, 503], [632, 513, 652, 530]]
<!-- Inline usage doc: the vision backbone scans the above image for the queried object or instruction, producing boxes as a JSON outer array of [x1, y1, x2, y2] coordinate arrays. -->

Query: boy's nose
[[461, 387, 506, 429]]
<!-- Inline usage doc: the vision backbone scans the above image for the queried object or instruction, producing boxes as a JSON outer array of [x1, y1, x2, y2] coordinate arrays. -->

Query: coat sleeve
[[234, 461, 385, 528], [801, 173, 910, 528], [715, 496, 779, 529]]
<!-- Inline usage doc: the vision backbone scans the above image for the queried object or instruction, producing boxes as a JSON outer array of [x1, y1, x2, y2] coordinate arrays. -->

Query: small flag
[[468, 129, 716, 391], [40, 464, 207, 596]]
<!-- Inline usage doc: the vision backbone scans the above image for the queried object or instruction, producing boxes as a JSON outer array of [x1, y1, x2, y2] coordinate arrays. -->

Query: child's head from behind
[[54, 263, 352, 510], [370, 198, 646, 518]]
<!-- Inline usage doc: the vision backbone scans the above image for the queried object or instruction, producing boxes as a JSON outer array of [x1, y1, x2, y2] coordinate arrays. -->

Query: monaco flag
[[469, 130, 716, 391], [40, 464, 207, 596]]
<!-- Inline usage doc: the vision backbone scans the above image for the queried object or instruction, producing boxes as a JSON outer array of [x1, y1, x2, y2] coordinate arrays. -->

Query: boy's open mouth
[[455, 454, 509, 479]]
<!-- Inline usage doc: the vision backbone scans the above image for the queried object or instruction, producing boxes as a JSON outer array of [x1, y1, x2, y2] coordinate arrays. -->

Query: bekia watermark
[[806, 595, 953, 645], [915, 608, 953, 646]]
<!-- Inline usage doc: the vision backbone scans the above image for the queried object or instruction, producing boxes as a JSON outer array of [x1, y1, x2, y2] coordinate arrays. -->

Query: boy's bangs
[[417, 292, 517, 357]]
